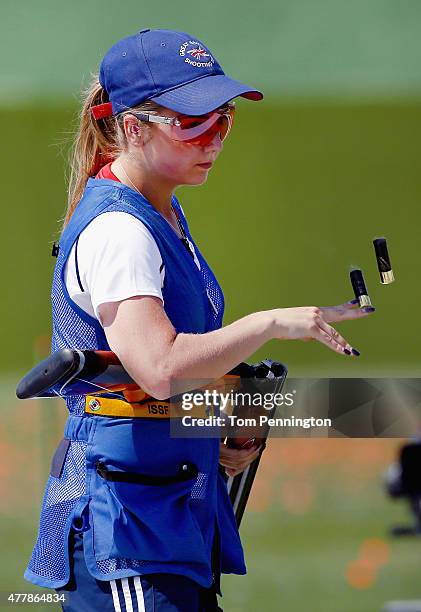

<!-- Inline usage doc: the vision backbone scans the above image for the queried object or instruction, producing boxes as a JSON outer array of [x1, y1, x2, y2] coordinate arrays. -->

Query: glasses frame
[[127, 102, 236, 143]]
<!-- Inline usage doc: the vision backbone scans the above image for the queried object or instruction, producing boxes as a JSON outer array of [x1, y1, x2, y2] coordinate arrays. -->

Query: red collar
[[96, 162, 120, 182]]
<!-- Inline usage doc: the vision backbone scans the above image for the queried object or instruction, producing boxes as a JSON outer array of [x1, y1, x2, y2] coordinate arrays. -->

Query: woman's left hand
[[319, 299, 374, 323], [219, 442, 261, 477]]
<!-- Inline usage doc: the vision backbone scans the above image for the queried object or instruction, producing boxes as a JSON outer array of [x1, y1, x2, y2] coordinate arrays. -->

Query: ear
[[123, 115, 142, 145]]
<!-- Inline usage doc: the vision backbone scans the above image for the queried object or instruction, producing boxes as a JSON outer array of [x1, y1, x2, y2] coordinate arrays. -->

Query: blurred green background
[[2, 1, 421, 610]]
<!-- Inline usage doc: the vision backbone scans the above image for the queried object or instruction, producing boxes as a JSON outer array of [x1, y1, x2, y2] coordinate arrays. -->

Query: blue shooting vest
[[24, 178, 246, 589]]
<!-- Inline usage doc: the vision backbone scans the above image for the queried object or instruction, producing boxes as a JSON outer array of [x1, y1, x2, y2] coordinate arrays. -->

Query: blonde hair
[[62, 73, 161, 231]]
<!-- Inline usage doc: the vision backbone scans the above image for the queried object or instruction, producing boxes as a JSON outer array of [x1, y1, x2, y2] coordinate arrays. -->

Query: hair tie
[[91, 102, 113, 120]]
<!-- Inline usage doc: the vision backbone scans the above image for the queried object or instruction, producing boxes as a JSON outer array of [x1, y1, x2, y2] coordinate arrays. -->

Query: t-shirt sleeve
[[76, 211, 164, 324]]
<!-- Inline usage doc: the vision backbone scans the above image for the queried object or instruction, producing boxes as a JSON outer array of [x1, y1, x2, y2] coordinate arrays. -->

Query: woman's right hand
[[269, 304, 374, 356]]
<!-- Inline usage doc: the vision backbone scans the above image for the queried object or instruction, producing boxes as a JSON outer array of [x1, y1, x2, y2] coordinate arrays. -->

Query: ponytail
[[63, 74, 117, 230], [62, 73, 162, 232]]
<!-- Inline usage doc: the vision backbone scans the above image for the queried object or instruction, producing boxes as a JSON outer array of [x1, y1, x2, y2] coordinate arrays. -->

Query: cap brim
[[149, 74, 263, 115]]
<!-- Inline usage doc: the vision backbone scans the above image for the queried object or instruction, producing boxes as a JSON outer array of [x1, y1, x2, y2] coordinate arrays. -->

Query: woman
[[24, 29, 373, 612]]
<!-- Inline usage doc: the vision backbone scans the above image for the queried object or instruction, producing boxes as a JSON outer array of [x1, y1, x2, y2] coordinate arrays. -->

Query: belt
[[84, 394, 219, 419], [84, 374, 242, 419], [95, 460, 198, 484]]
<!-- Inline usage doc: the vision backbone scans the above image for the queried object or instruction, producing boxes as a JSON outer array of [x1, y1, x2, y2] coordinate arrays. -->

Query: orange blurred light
[[359, 538, 391, 568], [248, 475, 273, 512], [279, 480, 314, 514], [345, 559, 376, 590]]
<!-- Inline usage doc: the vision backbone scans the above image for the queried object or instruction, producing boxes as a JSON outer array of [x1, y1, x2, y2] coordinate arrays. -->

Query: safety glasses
[[130, 103, 235, 146]]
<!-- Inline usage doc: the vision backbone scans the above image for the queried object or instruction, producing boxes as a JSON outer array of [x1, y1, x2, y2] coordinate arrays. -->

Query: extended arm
[[99, 296, 369, 400]]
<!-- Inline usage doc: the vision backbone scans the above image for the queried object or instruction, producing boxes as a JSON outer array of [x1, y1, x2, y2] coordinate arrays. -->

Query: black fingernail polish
[[344, 348, 351, 355], [363, 307, 376, 313], [352, 348, 361, 356], [349, 298, 360, 305]]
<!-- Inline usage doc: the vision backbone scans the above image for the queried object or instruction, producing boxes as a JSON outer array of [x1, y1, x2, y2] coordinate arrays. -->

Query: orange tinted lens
[[178, 114, 212, 130], [173, 107, 235, 144], [194, 123, 222, 146], [218, 115, 230, 140]]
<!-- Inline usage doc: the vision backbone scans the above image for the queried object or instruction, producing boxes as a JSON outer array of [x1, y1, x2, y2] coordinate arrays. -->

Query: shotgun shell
[[373, 237, 395, 284], [350, 269, 373, 309]]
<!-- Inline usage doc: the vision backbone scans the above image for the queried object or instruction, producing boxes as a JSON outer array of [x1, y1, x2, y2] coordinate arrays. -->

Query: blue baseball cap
[[98, 29, 263, 116]]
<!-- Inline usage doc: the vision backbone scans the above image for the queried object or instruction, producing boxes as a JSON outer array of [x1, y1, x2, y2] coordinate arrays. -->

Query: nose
[[203, 131, 223, 153]]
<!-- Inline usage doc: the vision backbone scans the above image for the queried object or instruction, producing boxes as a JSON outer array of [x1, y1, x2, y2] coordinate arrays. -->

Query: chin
[[195, 169, 211, 183], [182, 175, 209, 186], [176, 168, 210, 187]]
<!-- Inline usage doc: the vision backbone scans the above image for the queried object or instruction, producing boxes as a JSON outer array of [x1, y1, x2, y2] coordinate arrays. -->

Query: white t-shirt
[[64, 210, 199, 325]]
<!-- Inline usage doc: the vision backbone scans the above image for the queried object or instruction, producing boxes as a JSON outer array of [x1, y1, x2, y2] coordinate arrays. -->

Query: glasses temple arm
[[131, 112, 178, 126]]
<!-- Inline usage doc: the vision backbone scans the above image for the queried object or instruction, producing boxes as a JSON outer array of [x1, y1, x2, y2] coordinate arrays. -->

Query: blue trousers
[[56, 530, 223, 612]]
